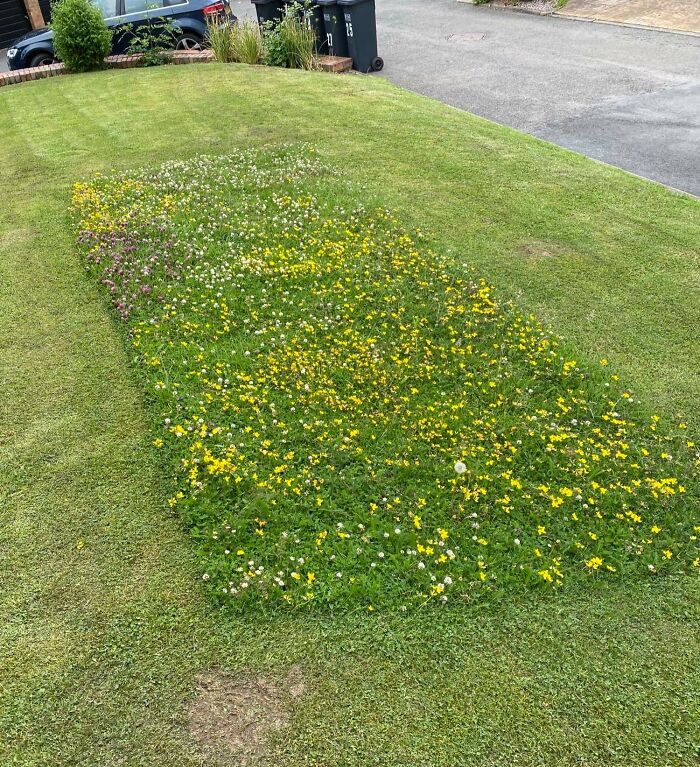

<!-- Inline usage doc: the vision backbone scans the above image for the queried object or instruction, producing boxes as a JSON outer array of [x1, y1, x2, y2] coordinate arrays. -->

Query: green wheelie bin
[[337, 0, 383, 72]]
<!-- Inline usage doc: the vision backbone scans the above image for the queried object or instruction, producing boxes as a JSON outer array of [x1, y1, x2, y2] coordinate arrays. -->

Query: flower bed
[[72, 148, 699, 610]]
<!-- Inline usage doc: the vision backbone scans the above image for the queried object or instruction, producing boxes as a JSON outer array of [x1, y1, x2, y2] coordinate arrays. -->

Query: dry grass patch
[[187, 667, 305, 764]]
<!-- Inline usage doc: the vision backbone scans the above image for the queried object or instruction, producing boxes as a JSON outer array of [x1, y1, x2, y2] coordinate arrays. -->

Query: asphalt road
[[376, 0, 700, 196]]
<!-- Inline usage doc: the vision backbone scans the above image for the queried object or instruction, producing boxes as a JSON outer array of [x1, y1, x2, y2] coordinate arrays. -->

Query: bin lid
[[315, 0, 339, 6], [336, 0, 371, 5], [250, 0, 284, 5]]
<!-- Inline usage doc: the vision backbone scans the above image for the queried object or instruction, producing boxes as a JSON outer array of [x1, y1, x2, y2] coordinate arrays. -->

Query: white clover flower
[[454, 461, 467, 474]]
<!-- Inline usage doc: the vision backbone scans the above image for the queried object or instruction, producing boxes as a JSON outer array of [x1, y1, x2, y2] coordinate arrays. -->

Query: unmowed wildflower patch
[[73, 148, 700, 610]]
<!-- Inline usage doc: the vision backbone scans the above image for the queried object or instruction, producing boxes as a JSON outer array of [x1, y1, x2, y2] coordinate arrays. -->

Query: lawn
[[1, 64, 699, 766]]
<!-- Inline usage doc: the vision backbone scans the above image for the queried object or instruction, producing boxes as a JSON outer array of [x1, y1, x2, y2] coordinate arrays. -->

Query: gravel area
[[480, 0, 559, 14], [512, 0, 558, 13]]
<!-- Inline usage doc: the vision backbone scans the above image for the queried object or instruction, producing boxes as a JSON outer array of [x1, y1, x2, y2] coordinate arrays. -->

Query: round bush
[[51, 0, 112, 73]]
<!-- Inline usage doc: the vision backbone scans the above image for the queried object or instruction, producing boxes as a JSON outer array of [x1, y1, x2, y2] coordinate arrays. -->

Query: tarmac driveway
[[377, 0, 700, 195]]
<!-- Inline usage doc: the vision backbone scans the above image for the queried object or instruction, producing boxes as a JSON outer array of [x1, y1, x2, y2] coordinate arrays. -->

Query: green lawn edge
[[1, 64, 698, 766]]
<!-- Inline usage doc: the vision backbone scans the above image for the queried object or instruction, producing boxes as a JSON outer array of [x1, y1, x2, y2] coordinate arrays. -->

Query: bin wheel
[[371, 56, 384, 72]]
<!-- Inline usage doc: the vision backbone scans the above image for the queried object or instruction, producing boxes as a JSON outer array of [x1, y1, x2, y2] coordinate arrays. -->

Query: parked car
[[5, 0, 233, 71]]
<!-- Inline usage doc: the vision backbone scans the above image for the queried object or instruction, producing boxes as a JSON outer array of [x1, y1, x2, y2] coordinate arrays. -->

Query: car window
[[121, 0, 186, 11], [123, 0, 163, 12], [90, 0, 118, 17]]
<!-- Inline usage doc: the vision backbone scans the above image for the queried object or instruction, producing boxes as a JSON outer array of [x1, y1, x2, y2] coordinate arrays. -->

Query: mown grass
[[1, 64, 699, 766]]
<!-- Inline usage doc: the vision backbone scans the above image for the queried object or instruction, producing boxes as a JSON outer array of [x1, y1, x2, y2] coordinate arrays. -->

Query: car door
[[111, 0, 181, 55]]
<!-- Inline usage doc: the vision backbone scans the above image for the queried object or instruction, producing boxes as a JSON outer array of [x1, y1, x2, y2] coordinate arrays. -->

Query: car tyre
[[28, 51, 55, 68], [174, 33, 203, 51]]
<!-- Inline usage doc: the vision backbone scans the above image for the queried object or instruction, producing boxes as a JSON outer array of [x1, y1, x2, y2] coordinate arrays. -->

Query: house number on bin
[[345, 13, 353, 37]]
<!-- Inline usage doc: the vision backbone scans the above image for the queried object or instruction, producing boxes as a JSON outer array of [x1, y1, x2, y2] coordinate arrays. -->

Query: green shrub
[[261, 5, 316, 70], [232, 19, 264, 65], [207, 18, 235, 63], [261, 19, 287, 67], [280, 8, 315, 70], [51, 0, 112, 73], [208, 18, 263, 65]]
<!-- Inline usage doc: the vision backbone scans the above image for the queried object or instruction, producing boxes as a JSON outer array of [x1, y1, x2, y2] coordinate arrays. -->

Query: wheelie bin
[[251, 0, 287, 25], [316, 0, 349, 58], [337, 0, 383, 72]]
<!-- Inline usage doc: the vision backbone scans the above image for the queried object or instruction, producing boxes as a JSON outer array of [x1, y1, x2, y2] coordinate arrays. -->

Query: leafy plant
[[280, 4, 316, 70], [120, 8, 182, 67], [50, 0, 112, 73], [261, 19, 287, 67], [261, 4, 316, 70]]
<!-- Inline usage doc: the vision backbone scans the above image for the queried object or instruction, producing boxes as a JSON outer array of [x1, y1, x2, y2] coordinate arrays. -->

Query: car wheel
[[174, 33, 202, 51], [28, 51, 55, 68]]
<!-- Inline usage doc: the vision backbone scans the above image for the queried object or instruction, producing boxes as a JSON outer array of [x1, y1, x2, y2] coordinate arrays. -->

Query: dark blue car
[[6, 0, 232, 71]]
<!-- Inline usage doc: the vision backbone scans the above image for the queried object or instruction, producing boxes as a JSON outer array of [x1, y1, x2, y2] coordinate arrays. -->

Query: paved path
[[0, 50, 8, 74], [376, 0, 700, 195], [558, 0, 700, 35]]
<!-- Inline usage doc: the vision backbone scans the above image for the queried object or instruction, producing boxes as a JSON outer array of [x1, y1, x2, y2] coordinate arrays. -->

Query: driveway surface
[[376, 0, 700, 195], [0, 50, 8, 74], [558, 0, 700, 34]]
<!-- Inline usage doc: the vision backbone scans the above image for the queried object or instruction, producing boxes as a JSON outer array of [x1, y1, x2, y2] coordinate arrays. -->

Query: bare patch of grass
[[187, 668, 305, 763]]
